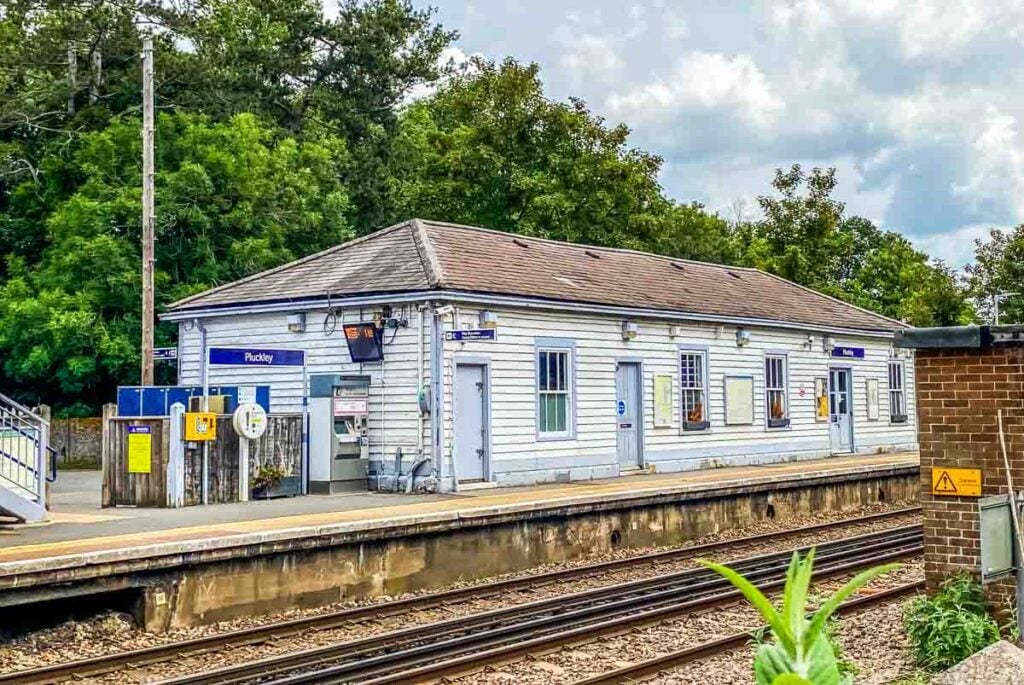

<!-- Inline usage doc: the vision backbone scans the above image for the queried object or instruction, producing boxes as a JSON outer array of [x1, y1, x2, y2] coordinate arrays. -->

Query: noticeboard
[[126, 425, 152, 474], [653, 374, 673, 428], [343, 323, 384, 362]]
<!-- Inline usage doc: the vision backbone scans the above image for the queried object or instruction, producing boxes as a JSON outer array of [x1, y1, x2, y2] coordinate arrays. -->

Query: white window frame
[[679, 348, 710, 432], [536, 340, 575, 440], [764, 354, 790, 428], [888, 360, 907, 424]]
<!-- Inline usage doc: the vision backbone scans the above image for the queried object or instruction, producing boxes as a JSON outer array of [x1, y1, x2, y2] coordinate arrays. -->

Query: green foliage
[[701, 549, 897, 685], [903, 575, 1002, 672], [967, 225, 1024, 323]]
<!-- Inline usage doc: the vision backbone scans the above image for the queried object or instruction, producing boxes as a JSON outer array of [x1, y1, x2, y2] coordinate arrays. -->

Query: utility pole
[[140, 35, 155, 385], [994, 292, 1020, 326], [67, 42, 76, 115]]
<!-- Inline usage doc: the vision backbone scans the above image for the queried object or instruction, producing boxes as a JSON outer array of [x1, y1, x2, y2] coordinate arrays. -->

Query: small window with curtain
[[765, 355, 790, 428], [537, 348, 573, 438], [888, 361, 907, 424], [680, 350, 710, 431]]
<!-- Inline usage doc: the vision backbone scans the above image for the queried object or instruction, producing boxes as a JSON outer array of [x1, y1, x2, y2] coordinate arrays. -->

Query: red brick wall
[[916, 346, 1024, 608]]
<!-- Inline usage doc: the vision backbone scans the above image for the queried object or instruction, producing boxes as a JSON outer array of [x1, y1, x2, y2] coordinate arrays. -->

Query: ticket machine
[[309, 374, 370, 493]]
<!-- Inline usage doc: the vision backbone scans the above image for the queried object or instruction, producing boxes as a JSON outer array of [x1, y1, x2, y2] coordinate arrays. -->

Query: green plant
[[701, 548, 898, 685], [903, 575, 1002, 672], [251, 465, 286, 491]]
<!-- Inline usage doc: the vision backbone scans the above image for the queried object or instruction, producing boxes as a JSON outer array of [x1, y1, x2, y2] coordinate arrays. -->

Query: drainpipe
[[430, 303, 450, 492]]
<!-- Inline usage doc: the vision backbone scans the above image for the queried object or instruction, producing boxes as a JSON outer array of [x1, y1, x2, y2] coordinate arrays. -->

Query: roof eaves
[[165, 220, 415, 311]]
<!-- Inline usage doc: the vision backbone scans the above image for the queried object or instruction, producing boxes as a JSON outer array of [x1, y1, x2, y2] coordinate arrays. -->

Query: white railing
[[0, 392, 48, 505]]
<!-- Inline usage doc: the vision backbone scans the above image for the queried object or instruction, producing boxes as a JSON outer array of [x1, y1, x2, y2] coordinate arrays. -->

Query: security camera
[[434, 305, 454, 316]]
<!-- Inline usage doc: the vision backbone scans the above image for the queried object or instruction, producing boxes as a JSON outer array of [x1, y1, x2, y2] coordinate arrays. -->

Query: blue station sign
[[208, 347, 306, 366], [153, 347, 178, 361], [444, 329, 497, 342], [831, 346, 865, 359]]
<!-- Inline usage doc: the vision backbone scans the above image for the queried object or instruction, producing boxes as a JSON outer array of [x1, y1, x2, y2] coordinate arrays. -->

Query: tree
[[967, 226, 1024, 324], [0, 112, 353, 409]]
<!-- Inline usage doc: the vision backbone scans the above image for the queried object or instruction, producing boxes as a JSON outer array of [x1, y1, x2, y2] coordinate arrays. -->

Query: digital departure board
[[343, 323, 384, 362]]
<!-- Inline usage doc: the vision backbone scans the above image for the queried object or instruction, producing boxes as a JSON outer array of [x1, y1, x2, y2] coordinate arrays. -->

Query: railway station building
[[162, 219, 918, 492]]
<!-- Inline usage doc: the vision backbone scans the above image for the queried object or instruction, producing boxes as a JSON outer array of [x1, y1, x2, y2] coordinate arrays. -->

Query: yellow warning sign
[[185, 412, 217, 441], [931, 467, 982, 498]]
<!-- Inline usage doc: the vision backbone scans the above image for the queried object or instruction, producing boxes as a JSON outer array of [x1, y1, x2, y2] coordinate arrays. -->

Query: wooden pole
[[996, 410, 1024, 639], [141, 36, 155, 385]]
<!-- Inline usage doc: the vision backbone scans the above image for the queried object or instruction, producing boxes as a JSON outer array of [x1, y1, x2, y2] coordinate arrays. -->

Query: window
[[889, 361, 907, 423], [680, 351, 709, 430], [765, 355, 789, 428], [537, 348, 572, 437]]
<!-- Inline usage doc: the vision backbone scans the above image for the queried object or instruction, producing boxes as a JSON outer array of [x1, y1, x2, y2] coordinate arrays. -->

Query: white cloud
[[605, 51, 785, 130], [558, 34, 624, 84], [912, 224, 996, 267]]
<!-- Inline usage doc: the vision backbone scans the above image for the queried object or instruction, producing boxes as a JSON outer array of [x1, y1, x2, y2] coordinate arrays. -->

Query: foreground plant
[[701, 549, 898, 685]]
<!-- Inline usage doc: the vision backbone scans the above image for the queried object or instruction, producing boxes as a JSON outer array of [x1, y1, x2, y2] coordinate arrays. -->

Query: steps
[[0, 393, 52, 523]]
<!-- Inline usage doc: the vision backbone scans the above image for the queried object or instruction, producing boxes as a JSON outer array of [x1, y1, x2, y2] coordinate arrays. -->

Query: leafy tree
[[0, 112, 352, 407], [966, 226, 1024, 324]]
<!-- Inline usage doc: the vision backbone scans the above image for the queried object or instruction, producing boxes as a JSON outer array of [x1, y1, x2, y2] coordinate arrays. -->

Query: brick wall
[[916, 345, 1024, 609]]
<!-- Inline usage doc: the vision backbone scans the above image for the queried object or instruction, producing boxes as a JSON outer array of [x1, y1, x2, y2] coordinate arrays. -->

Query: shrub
[[903, 575, 1002, 672]]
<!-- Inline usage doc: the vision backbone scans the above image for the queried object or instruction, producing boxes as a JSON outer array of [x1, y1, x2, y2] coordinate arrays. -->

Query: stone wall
[[51, 417, 102, 469], [915, 344, 1024, 608]]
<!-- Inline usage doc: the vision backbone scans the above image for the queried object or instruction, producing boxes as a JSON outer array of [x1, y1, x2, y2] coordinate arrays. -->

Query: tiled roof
[[167, 219, 903, 333]]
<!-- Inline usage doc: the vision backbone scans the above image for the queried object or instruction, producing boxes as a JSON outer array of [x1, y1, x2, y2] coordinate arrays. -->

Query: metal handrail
[[0, 391, 48, 426]]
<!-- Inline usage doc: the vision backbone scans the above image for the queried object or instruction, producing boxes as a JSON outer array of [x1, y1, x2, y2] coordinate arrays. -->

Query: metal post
[[302, 363, 309, 495], [995, 294, 1001, 326], [140, 35, 156, 385]]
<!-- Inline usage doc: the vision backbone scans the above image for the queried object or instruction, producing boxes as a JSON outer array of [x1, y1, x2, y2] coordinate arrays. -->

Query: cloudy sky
[[424, 0, 1024, 265]]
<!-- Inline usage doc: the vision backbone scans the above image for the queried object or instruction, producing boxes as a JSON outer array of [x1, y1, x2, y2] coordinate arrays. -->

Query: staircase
[[0, 392, 54, 522]]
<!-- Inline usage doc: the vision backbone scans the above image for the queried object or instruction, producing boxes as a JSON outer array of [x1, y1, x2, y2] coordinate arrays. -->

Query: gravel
[[0, 501, 918, 681]]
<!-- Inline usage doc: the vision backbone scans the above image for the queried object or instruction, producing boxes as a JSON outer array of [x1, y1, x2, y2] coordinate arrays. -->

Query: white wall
[[443, 306, 917, 485], [177, 304, 430, 466]]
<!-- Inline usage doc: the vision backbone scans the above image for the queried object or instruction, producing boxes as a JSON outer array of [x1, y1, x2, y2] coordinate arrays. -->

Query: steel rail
[[157, 526, 922, 685], [0, 507, 919, 685], [569, 580, 927, 685]]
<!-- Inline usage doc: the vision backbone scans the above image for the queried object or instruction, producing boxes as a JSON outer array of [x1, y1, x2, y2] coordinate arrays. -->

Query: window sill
[[767, 418, 791, 429], [682, 420, 711, 432], [537, 433, 576, 442], [890, 415, 908, 425]]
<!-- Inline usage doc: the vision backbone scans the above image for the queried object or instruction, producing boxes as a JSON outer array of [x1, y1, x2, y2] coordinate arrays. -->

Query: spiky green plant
[[700, 549, 898, 685]]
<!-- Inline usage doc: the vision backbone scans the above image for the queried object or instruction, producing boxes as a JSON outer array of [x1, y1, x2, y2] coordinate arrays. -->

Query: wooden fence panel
[[250, 414, 303, 476], [101, 416, 169, 507]]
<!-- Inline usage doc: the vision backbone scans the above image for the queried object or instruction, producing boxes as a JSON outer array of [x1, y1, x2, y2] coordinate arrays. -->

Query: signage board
[[616, 400, 627, 416], [653, 374, 673, 427], [830, 346, 865, 359], [334, 398, 369, 415], [126, 425, 152, 474], [931, 467, 982, 497], [185, 412, 217, 441], [154, 347, 178, 361], [208, 347, 305, 366], [343, 323, 384, 362], [444, 329, 498, 342]]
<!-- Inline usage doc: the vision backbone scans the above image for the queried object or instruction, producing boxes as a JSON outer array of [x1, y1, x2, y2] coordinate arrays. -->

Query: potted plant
[[251, 465, 286, 500]]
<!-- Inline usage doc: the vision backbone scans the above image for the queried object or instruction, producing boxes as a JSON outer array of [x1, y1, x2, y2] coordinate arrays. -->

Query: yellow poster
[[127, 426, 152, 474], [815, 378, 828, 421], [653, 374, 673, 427]]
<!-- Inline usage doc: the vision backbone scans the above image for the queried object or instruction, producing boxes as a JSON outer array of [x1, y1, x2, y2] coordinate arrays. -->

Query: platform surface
[[0, 452, 917, 571]]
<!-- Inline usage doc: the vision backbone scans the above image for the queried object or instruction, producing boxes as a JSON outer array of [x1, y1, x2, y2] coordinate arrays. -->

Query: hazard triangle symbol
[[934, 471, 958, 494]]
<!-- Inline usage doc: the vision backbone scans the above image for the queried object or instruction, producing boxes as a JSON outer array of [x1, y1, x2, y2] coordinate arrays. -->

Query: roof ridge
[[415, 218, 762, 273], [167, 221, 415, 310], [411, 218, 445, 288]]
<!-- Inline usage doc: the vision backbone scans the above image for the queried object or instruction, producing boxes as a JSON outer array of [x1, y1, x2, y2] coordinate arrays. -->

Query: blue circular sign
[[617, 400, 626, 416]]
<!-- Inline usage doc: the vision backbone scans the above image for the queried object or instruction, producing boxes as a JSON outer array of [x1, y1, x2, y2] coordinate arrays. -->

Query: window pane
[[539, 352, 548, 390], [556, 352, 567, 391], [555, 395, 567, 432], [548, 353, 557, 391]]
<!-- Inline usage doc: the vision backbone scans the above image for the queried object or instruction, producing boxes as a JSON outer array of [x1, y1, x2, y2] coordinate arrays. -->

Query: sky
[[422, 0, 1024, 266]]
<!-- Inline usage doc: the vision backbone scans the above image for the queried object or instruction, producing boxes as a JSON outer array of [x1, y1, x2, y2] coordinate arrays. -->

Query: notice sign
[[209, 347, 305, 366], [931, 467, 982, 498], [444, 329, 497, 342], [653, 374, 673, 428], [185, 412, 217, 441], [127, 425, 152, 474]]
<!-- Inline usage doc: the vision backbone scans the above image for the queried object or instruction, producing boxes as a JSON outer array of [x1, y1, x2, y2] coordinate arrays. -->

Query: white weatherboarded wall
[[177, 304, 429, 470], [442, 306, 916, 486]]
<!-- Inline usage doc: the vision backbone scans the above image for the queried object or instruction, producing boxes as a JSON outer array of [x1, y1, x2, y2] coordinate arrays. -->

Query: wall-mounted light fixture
[[669, 325, 685, 338], [479, 310, 499, 329], [622, 321, 639, 341], [736, 328, 751, 347], [822, 336, 836, 354], [804, 334, 815, 350], [287, 312, 306, 333]]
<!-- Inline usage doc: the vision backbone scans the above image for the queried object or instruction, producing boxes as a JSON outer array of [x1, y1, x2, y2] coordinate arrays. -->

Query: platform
[[0, 452, 919, 628]]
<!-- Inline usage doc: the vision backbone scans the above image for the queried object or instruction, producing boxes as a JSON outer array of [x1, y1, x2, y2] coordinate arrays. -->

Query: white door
[[828, 368, 854, 453], [615, 362, 643, 469], [454, 364, 487, 482]]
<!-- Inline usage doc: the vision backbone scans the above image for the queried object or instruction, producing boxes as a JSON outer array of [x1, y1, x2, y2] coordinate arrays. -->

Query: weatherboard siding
[[442, 306, 916, 484]]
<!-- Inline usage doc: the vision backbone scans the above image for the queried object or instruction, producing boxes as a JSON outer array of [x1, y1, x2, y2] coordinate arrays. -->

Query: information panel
[[126, 425, 152, 474], [343, 323, 384, 362]]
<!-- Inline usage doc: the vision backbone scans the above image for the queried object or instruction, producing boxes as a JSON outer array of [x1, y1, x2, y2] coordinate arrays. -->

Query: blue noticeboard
[[117, 385, 271, 417], [831, 346, 865, 359], [444, 329, 497, 342], [153, 347, 178, 360], [208, 347, 305, 366]]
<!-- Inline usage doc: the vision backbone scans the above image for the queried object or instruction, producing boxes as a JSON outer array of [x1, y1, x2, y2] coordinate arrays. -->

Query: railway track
[[156, 524, 922, 685], [570, 580, 926, 685], [0, 508, 920, 685]]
